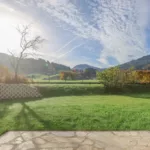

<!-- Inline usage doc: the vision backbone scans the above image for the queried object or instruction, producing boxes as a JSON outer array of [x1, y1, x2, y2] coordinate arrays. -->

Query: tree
[[96, 67, 137, 92], [97, 67, 121, 88], [60, 71, 77, 81], [84, 68, 96, 79], [8, 24, 44, 82]]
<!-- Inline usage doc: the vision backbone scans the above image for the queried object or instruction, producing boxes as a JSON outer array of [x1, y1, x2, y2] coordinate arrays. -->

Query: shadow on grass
[[0, 91, 150, 134], [0, 103, 10, 118], [0, 98, 52, 134], [15, 102, 52, 130]]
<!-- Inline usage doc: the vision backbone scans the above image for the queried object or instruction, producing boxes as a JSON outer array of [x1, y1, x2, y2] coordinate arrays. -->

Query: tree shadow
[[0, 102, 10, 118], [15, 102, 51, 130]]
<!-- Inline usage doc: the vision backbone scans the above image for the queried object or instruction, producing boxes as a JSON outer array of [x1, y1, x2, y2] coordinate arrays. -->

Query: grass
[[31, 74, 60, 82], [1, 94, 150, 135], [27, 74, 100, 83], [1, 83, 150, 134]]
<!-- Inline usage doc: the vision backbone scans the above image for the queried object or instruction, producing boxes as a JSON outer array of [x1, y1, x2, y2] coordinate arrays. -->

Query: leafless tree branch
[[9, 24, 45, 82]]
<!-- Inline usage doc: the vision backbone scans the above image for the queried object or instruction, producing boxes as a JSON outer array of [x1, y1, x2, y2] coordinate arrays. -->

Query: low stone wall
[[0, 84, 42, 100]]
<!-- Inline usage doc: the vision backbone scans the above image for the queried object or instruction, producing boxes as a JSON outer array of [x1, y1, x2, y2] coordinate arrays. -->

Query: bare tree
[[8, 24, 45, 82]]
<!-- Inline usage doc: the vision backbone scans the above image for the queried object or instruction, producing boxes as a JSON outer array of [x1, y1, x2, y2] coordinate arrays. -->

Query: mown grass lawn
[[1, 94, 150, 135]]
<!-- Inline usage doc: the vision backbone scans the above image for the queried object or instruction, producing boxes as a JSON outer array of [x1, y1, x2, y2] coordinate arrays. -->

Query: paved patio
[[0, 131, 150, 150]]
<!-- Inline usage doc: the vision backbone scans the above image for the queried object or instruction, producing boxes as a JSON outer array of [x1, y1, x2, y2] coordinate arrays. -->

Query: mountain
[[119, 55, 150, 70], [0, 53, 70, 75], [73, 64, 104, 71], [74, 55, 150, 72], [1, 52, 150, 76]]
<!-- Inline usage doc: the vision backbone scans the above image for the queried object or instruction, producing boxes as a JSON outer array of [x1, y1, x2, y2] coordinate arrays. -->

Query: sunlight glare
[[0, 14, 20, 53]]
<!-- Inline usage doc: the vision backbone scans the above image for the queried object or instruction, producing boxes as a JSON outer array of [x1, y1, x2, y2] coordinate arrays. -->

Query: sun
[[0, 3, 48, 58], [0, 4, 22, 53], [0, 15, 21, 52], [0, 4, 41, 54]]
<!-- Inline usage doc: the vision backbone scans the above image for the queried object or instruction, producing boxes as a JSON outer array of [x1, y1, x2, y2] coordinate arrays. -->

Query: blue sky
[[0, 0, 150, 68]]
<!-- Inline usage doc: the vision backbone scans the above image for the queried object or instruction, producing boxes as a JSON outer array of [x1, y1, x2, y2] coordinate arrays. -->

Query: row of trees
[[60, 71, 77, 80], [59, 68, 96, 80], [97, 67, 150, 90]]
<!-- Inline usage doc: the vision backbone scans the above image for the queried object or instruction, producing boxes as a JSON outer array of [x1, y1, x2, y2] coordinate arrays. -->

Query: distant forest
[[0, 53, 70, 75]]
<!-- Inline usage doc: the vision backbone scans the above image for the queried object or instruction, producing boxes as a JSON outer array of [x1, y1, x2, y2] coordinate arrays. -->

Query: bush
[[36, 84, 104, 97], [60, 71, 77, 80], [96, 67, 137, 92], [0, 65, 29, 84], [4, 75, 29, 84], [97, 67, 123, 88]]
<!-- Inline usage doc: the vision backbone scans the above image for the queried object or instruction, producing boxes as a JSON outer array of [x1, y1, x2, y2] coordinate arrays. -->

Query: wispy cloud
[[51, 42, 86, 62], [88, 0, 150, 65], [13, 0, 150, 67]]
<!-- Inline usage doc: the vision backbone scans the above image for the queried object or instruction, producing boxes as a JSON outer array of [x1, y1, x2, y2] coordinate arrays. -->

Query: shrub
[[136, 71, 150, 83], [4, 75, 29, 84], [36, 84, 104, 97], [96, 67, 137, 92], [60, 71, 77, 80], [0, 65, 11, 82], [0, 65, 29, 84]]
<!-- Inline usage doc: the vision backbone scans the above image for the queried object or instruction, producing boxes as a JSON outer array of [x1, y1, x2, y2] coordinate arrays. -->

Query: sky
[[0, 0, 150, 68]]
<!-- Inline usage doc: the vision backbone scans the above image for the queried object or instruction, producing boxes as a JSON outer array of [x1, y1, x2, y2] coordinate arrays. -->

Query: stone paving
[[1, 131, 150, 150]]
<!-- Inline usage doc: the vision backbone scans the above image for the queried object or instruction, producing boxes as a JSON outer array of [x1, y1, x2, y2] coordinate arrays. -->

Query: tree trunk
[[15, 67, 18, 83], [14, 58, 21, 83]]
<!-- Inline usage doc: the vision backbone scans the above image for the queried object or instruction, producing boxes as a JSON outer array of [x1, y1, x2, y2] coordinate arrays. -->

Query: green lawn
[[27, 74, 99, 83], [1, 94, 150, 135]]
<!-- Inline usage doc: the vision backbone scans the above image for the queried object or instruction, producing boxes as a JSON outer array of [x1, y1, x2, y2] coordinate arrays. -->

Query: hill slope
[[73, 64, 104, 71], [74, 55, 150, 71], [0, 53, 70, 75], [119, 55, 150, 70]]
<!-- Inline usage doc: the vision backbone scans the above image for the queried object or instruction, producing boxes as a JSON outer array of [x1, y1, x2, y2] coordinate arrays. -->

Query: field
[[1, 94, 150, 135], [27, 74, 100, 83], [0, 82, 150, 135]]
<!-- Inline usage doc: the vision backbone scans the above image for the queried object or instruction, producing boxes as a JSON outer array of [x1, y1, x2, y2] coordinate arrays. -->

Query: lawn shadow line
[[14, 102, 52, 130]]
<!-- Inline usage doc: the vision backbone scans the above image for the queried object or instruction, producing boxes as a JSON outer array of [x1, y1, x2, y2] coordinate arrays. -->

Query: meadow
[[1, 94, 150, 135], [0, 83, 150, 135], [27, 74, 100, 84]]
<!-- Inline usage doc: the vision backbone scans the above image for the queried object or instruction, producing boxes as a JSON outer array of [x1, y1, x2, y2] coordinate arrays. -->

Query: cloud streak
[[51, 42, 86, 62], [55, 36, 78, 53]]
